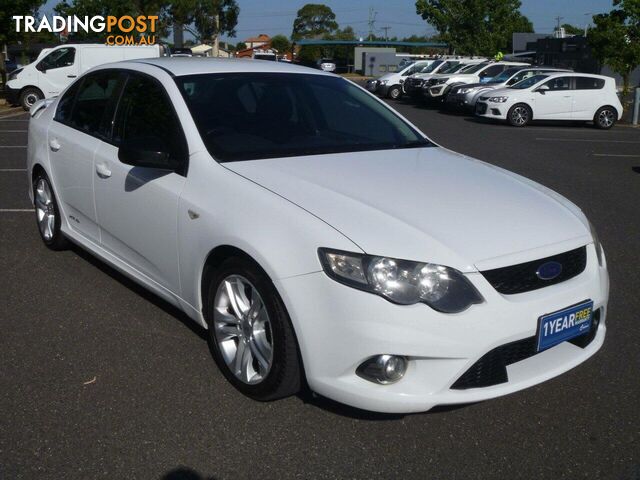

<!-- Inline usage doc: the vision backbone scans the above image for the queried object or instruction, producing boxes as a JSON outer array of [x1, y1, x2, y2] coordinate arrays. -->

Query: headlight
[[8, 68, 23, 81], [378, 79, 388, 85], [318, 248, 484, 313], [589, 221, 604, 266], [489, 96, 508, 103], [458, 87, 474, 94]]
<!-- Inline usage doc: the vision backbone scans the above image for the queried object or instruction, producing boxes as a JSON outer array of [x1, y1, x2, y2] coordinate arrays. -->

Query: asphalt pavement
[[1, 101, 639, 480]]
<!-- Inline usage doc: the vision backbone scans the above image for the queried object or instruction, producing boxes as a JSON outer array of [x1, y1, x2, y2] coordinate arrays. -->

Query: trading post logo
[[12, 15, 159, 45]]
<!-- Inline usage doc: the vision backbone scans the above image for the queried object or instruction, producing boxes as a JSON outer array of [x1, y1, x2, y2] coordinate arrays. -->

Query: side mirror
[[118, 137, 180, 171], [535, 84, 550, 94], [36, 63, 46, 73]]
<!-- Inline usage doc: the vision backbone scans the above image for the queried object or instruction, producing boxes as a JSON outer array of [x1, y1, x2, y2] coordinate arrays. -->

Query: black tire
[[32, 170, 69, 251], [594, 106, 617, 130], [387, 85, 402, 100], [19, 87, 43, 111], [205, 256, 302, 401], [507, 103, 532, 127]]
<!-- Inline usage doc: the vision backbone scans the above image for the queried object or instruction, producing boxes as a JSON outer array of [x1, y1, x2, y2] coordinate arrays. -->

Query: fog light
[[356, 355, 407, 385]]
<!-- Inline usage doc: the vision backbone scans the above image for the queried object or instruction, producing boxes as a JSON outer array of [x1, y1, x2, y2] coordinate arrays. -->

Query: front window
[[421, 60, 443, 73], [37, 47, 75, 71], [176, 73, 430, 162], [490, 68, 522, 84], [439, 61, 463, 74], [509, 74, 550, 89], [460, 62, 489, 74]]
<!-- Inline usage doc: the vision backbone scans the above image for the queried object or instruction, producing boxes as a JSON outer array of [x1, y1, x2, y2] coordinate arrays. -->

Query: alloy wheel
[[35, 178, 55, 241], [213, 275, 274, 385], [511, 106, 529, 126], [598, 109, 615, 128], [24, 92, 40, 109]]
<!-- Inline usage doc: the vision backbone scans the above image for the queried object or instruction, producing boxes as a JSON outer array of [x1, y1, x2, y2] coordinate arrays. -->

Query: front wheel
[[507, 103, 532, 127], [594, 106, 617, 129], [205, 257, 302, 401], [387, 85, 402, 100], [33, 170, 69, 250], [20, 87, 43, 111]]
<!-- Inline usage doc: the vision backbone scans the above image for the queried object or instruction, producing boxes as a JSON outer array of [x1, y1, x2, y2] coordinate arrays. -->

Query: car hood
[[224, 148, 591, 272]]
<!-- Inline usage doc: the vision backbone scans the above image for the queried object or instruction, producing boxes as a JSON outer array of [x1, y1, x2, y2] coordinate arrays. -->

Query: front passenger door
[[93, 73, 188, 294], [533, 76, 574, 119]]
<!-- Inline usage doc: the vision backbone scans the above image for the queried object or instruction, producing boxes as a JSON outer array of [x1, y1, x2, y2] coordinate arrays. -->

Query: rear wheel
[[205, 257, 302, 401], [20, 87, 43, 111], [387, 85, 402, 100], [594, 106, 617, 129], [33, 170, 69, 250], [507, 103, 532, 127]]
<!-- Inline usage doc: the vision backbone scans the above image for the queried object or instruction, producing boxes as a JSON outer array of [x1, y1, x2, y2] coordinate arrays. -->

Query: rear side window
[[113, 74, 187, 167], [575, 77, 605, 90], [70, 70, 124, 138], [480, 65, 505, 78]]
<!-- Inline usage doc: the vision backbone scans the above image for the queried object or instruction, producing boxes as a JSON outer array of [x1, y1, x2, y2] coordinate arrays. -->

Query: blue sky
[[40, 0, 615, 42]]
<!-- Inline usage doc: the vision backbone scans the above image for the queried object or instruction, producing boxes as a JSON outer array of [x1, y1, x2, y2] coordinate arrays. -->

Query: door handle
[[67, 75, 77, 78], [96, 162, 112, 178], [49, 138, 61, 152]]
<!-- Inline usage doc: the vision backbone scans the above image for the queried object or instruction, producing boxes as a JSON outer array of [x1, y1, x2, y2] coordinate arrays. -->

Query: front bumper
[[475, 100, 509, 120], [445, 92, 477, 110], [4, 85, 20, 106], [424, 83, 450, 99], [275, 244, 608, 413]]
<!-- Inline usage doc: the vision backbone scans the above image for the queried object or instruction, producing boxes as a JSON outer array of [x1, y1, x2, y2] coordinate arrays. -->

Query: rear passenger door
[[571, 77, 606, 120], [48, 69, 124, 243]]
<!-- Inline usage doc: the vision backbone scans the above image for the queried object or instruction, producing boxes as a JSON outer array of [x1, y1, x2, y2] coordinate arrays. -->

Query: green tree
[[561, 23, 585, 35], [235, 41, 247, 50], [292, 3, 338, 40], [589, 0, 640, 93], [1, 0, 47, 84], [270, 34, 291, 54], [415, 0, 533, 56]]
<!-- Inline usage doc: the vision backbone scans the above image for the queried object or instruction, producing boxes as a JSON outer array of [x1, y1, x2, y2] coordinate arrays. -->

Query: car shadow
[[632, 166, 640, 174], [161, 467, 218, 480], [69, 243, 208, 342]]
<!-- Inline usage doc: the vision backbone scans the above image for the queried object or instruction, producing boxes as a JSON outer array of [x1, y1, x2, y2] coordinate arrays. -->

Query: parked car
[[404, 59, 485, 99], [5, 44, 161, 110], [445, 67, 572, 112], [171, 47, 193, 57], [365, 60, 433, 99], [475, 72, 622, 129], [27, 58, 608, 413], [317, 58, 336, 72], [424, 61, 530, 102]]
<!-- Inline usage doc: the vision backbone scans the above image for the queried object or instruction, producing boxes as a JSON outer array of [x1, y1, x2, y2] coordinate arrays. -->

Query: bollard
[[633, 87, 640, 125]]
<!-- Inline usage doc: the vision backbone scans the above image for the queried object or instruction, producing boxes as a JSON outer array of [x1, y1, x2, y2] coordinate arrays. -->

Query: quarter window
[[37, 47, 75, 71], [575, 77, 605, 90], [114, 74, 187, 168]]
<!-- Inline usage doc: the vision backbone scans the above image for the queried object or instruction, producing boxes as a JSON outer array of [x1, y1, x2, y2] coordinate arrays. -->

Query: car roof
[[539, 72, 611, 80], [123, 57, 332, 77]]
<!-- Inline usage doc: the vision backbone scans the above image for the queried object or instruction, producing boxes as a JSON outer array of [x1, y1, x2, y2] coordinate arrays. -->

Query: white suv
[[425, 61, 530, 101], [475, 72, 623, 128], [404, 59, 485, 99], [365, 60, 434, 99]]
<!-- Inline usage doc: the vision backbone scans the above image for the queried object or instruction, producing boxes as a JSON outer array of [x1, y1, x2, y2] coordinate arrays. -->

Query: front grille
[[480, 247, 587, 295], [476, 102, 487, 114], [451, 309, 600, 390]]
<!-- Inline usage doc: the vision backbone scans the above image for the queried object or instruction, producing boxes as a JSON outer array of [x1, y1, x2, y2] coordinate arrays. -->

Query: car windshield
[[509, 74, 550, 89], [460, 62, 490, 74], [489, 68, 522, 83], [440, 61, 464, 73], [176, 73, 431, 162], [421, 60, 443, 73]]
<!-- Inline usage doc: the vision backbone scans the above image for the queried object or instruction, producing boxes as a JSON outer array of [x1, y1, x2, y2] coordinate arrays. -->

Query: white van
[[364, 60, 434, 99], [6, 44, 162, 110]]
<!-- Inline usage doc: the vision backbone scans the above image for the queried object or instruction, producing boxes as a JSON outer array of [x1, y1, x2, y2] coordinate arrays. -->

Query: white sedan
[[27, 58, 608, 413], [475, 72, 623, 128]]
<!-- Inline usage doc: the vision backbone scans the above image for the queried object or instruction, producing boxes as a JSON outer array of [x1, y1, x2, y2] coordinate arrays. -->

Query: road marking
[[536, 137, 640, 144], [0, 169, 27, 171], [0, 111, 29, 119], [593, 153, 640, 157], [0, 209, 31, 212]]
